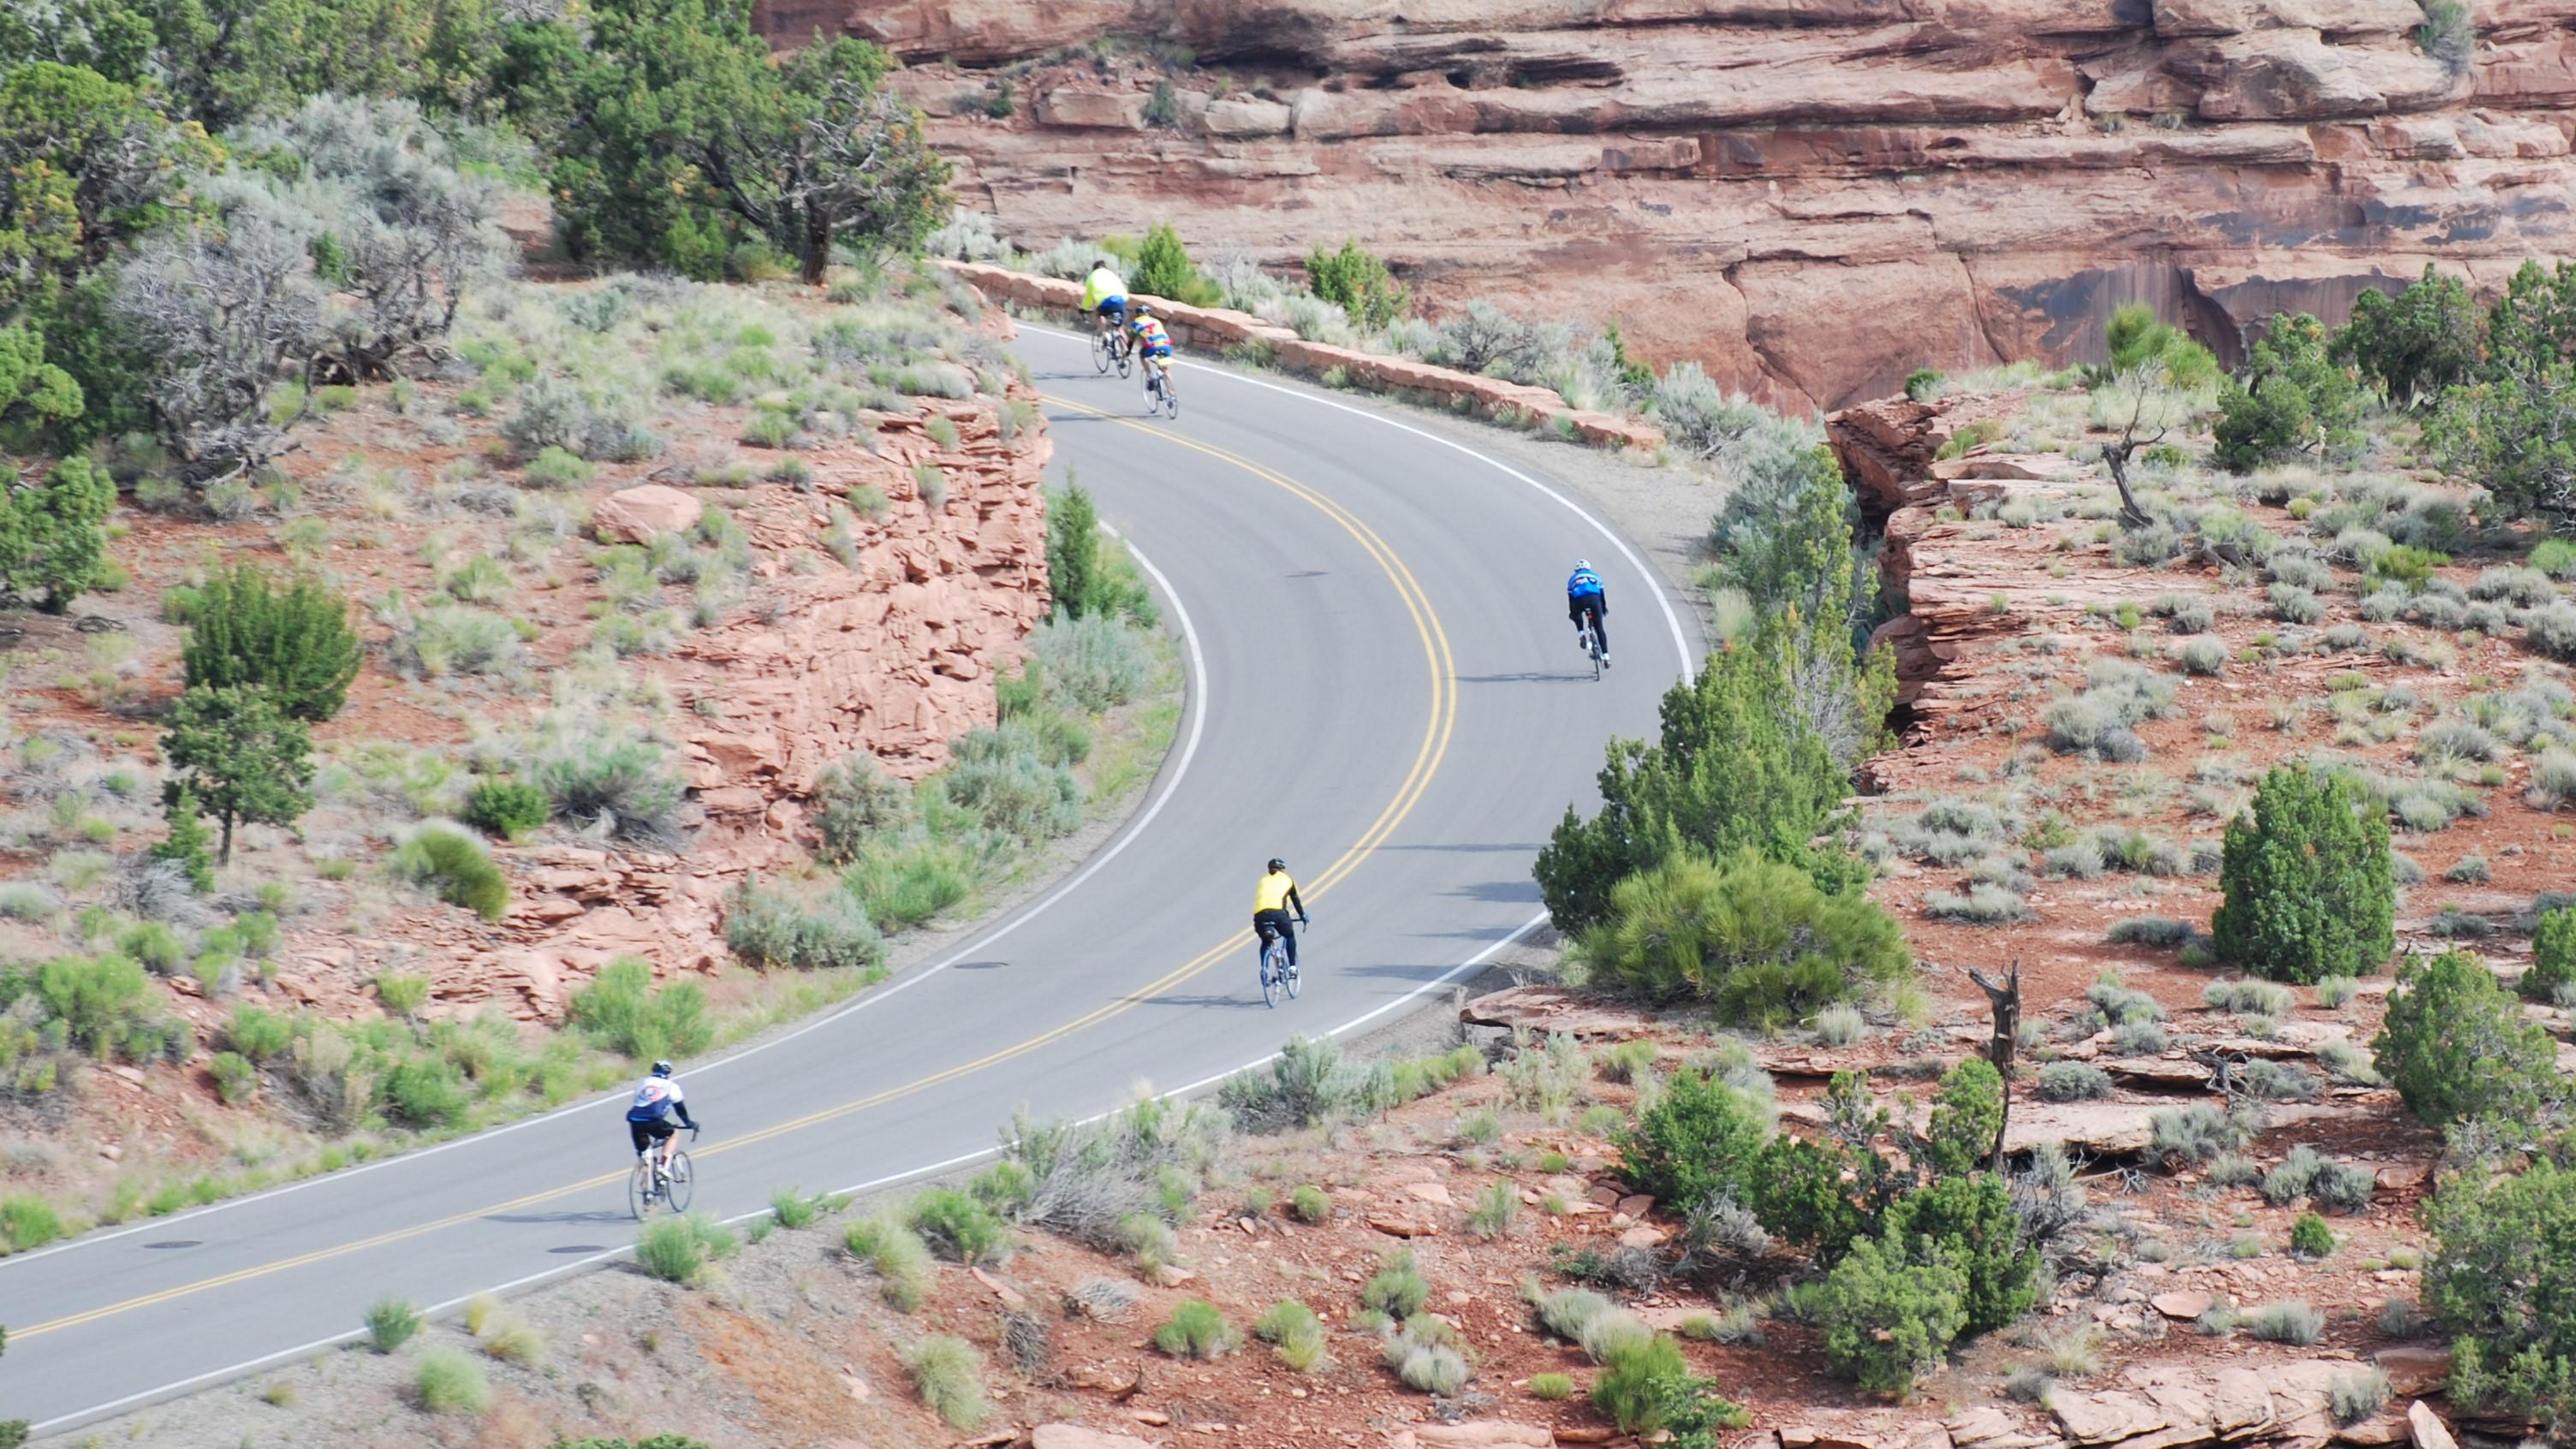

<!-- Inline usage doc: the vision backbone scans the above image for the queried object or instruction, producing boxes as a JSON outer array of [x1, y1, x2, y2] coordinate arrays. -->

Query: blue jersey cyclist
[[625, 1060, 698, 1173], [1567, 560, 1609, 665]]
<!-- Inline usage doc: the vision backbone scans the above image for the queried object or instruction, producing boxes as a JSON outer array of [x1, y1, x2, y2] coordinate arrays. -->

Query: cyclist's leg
[[1591, 609, 1609, 656]]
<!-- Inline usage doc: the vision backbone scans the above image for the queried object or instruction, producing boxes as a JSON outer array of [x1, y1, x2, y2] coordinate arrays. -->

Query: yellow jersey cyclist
[[1129, 304, 1175, 395], [1252, 858, 1310, 980], [1080, 258, 1129, 345]]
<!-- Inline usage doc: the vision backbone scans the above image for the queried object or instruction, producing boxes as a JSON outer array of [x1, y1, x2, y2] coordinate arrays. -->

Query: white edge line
[[26, 910, 1545, 1440], [1026, 321, 1696, 684], [3, 532, 1211, 1273]]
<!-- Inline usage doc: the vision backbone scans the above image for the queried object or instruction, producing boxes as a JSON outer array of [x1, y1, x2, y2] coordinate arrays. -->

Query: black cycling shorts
[[628, 1117, 676, 1154]]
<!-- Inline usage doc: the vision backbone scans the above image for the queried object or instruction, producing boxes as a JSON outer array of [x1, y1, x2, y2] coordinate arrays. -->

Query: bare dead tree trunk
[[1967, 959, 2022, 1173]]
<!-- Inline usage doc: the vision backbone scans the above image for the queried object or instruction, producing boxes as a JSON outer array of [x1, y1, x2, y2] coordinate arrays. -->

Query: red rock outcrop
[[768, 0, 2576, 410], [280, 374, 1050, 1021]]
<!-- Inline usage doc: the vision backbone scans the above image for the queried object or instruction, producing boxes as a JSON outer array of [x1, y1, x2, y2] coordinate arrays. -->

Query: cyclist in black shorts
[[625, 1060, 698, 1176]]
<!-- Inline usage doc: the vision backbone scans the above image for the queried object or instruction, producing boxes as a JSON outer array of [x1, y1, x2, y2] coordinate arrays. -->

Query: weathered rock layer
[[772, 0, 2576, 409]]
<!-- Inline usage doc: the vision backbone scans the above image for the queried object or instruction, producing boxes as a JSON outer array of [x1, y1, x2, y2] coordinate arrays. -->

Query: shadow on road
[[1454, 671, 1600, 685]]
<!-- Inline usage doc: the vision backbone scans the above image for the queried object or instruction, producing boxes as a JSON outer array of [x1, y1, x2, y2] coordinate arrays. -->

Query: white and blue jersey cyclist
[[1566, 560, 1609, 664], [626, 1060, 698, 1165]]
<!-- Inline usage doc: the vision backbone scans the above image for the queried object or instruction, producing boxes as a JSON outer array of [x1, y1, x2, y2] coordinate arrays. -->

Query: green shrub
[[968, 1161, 1035, 1215], [1306, 239, 1410, 330], [634, 1211, 735, 1285], [2373, 948, 2562, 1130], [1883, 1172, 2037, 1332], [147, 785, 216, 892], [2213, 767, 2394, 983], [1154, 1298, 1238, 1358], [413, 1346, 490, 1413], [1361, 1250, 1431, 1319], [519, 446, 594, 490], [1385, 1320, 1470, 1394], [812, 753, 911, 864], [1584, 850, 1910, 1025], [180, 566, 362, 722], [2245, 1301, 2324, 1345], [462, 780, 548, 840], [1290, 1185, 1332, 1223], [390, 824, 510, 922], [2037, 1061, 2112, 1102], [2289, 1212, 2336, 1258], [1256, 1301, 1326, 1370], [2526, 906, 2576, 1001], [0, 456, 114, 612], [1592, 1332, 1691, 1433], [225, 1005, 294, 1060], [723, 875, 884, 971], [1131, 223, 1220, 306], [35, 951, 158, 1057], [1817, 1235, 1969, 1399], [1468, 1181, 1520, 1238], [365, 1296, 421, 1353], [378, 1054, 471, 1127], [2427, 1155, 2576, 1429], [1537, 625, 1873, 935], [844, 1215, 934, 1310], [210, 1049, 257, 1104], [2214, 315, 2363, 472], [904, 1333, 989, 1430], [1925, 1057, 2004, 1177], [1028, 612, 1152, 713], [1615, 1068, 1769, 1219], [566, 955, 714, 1061], [0, 1195, 64, 1253], [1531, 1371, 1574, 1400], [910, 1189, 1010, 1264], [1217, 1034, 1374, 1132]]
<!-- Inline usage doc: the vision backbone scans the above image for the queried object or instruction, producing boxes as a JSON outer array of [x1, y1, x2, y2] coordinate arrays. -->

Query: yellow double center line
[[16, 396, 1458, 1342]]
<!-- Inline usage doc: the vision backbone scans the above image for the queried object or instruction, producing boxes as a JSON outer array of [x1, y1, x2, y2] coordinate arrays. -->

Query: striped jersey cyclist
[[625, 1060, 699, 1178], [1129, 303, 1175, 396], [1252, 858, 1310, 984]]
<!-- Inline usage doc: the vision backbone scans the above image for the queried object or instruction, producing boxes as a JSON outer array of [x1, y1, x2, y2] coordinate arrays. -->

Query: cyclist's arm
[[1285, 883, 1306, 921], [673, 1100, 697, 1129]]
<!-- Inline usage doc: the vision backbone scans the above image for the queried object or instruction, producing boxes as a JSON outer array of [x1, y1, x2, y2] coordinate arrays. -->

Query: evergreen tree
[[180, 566, 361, 722], [159, 685, 315, 863], [2211, 767, 2394, 983], [146, 783, 217, 891], [0, 456, 115, 612], [1045, 482, 1100, 620]]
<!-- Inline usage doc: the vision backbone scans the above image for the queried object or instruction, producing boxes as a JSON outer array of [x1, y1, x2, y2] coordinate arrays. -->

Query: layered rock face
[[783, 0, 2576, 410]]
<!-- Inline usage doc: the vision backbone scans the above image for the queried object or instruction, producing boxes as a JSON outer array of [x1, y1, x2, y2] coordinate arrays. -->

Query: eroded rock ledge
[[764, 0, 2576, 409]]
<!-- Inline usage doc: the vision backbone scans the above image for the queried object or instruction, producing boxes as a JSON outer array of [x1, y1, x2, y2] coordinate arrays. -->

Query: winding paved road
[[0, 324, 1698, 1438]]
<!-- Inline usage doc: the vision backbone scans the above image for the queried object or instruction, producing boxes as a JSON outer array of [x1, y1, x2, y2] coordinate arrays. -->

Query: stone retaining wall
[[939, 260, 1665, 454]]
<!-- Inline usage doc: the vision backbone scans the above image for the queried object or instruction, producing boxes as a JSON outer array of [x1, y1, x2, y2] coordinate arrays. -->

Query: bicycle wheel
[[1115, 341, 1133, 379], [1091, 329, 1111, 375], [628, 1158, 654, 1220], [1260, 944, 1282, 1008], [1163, 380, 1180, 419], [1283, 955, 1300, 1001], [662, 1150, 695, 1214], [1591, 638, 1603, 681]]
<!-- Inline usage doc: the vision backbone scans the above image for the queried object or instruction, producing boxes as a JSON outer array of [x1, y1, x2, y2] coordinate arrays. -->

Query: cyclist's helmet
[[1095, 258, 1114, 271], [1575, 559, 1591, 570], [1267, 858, 1286, 873], [1134, 301, 1154, 315], [650, 1060, 674, 1078]]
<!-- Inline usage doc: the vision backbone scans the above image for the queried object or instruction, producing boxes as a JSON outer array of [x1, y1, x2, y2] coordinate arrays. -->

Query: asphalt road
[[0, 324, 1698, 1437]]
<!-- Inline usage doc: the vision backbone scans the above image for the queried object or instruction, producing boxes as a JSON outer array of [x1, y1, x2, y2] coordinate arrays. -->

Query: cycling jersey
[[1253, 870, 1303, 914], [1130, 317, 1172, 355], [1567, 567, 1604, 602], [1081, 267, 1127, 311], [627, 1077, 690, 1124]]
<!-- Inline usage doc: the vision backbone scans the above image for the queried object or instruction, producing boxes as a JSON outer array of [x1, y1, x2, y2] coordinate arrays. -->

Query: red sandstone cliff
[[768, 0, 2576, 411]]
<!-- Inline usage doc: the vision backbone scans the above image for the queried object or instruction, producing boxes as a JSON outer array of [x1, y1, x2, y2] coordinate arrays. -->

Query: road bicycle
[[1579, 610, 1606, 681], [1258, 919, 1303, 1008], [1142, 355, 1180, 419], [1091, 312, 1132, 378], [628, 1125, 698, 1219]]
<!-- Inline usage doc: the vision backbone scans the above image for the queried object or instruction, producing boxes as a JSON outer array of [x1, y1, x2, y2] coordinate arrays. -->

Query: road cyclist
[[1252, 858, 1310, 1006], [1082, 258, 1131, 372], [1131, 302, 1178, 416], [625, 1060, 700, 1214], [1566, 560, 1609, 672]]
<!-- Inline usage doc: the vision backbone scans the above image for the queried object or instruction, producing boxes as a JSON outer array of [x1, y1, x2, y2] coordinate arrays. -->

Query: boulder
[[1203, 96, 1294, 137], [1401, 1424, 1557, 1447], [2406, 1400, 2458, 1449], [1036, 87, 1149, 128], [592, 484, 703, 543], [1033, 1427, 1160, 1449]]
